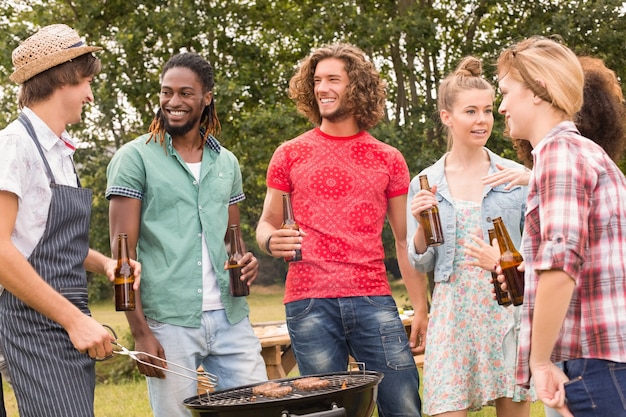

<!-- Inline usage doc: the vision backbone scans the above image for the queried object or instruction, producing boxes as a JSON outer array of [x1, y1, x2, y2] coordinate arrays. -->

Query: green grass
[[1, 283, 547, 416]]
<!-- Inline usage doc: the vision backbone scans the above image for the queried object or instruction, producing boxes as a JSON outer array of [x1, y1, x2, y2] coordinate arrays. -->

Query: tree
[[1, 0, 624, 290]]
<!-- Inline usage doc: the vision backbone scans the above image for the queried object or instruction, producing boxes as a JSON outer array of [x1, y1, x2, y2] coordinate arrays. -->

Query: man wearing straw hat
[[0, 24, 140, 417]]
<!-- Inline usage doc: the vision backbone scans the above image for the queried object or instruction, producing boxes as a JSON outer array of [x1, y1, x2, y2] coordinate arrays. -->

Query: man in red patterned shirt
[[256, 43, 427, 417]]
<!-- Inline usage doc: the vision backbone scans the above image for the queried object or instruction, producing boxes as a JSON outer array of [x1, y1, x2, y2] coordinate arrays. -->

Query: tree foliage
[[1, 0, 624, 291]]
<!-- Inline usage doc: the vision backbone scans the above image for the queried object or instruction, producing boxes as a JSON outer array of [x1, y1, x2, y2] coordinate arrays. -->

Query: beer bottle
[[487, 228, 512, 306], [281, 193, 302, 262], [492, 217, 524, 306], [114, 233, 135, 311], [418, 175, 444, 246], [227, 224, 249, 297]]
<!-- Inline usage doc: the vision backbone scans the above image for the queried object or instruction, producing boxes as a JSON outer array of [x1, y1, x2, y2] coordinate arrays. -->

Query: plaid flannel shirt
[[517, 121, 626, 387]]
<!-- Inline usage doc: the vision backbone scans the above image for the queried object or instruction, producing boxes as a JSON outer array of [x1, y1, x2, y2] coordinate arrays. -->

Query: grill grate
[[187, 373, 380, 407]]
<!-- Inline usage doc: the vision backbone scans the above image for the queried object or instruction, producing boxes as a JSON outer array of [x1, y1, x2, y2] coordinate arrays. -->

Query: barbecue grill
[[183, 370, 384, 417]]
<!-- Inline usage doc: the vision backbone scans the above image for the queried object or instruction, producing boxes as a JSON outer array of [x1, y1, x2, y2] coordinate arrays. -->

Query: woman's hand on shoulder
[[482, 163, 530, 190]]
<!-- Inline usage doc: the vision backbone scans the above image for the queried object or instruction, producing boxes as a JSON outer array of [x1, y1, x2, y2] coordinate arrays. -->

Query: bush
[[88, 272, 114, 302]]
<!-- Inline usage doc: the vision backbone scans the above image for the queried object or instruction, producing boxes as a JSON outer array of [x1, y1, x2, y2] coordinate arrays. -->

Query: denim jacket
[[407, 148, 528, 282]]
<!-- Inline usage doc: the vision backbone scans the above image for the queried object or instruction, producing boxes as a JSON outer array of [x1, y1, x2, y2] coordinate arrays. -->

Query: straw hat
[[10, 24, 102, 84]]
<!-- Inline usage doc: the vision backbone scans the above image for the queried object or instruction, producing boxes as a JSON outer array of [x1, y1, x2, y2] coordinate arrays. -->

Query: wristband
[[265, 234, 273, 255]]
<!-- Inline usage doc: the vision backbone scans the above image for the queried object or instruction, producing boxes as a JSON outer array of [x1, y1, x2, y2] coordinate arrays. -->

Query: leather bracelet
[[265, 234, 273, 255]]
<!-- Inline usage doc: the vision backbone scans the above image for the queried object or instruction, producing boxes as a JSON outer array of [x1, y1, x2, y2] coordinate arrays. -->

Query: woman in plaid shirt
[[496, 36, 626, 417]]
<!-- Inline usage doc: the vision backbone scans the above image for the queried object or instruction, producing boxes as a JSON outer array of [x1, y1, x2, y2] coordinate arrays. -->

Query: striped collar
[[165, 129, 222, 154]]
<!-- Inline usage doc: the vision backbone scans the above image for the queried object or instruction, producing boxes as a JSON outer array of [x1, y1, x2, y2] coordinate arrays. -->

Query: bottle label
[[114, 276, 134, 285], [118, 264, 132, 277]]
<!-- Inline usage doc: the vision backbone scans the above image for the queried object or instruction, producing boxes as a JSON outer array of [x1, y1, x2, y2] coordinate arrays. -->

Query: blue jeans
[[563, 358, 626, 416], [146, 310, 267, 417], [286, 296, 422, 417]]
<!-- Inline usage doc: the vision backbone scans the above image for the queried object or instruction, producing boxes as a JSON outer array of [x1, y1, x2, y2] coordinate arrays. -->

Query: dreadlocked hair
[[146, 52, 222, 151]]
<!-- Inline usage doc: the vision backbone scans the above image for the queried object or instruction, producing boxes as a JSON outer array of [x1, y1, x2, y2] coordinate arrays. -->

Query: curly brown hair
[[288, 43, 386, 131], [575, 56, 625, 162], [512, 55, 626, 166]]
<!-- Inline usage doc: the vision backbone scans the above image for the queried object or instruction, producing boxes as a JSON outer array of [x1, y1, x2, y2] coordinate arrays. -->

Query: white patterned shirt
[[0, 107, 79, 260]]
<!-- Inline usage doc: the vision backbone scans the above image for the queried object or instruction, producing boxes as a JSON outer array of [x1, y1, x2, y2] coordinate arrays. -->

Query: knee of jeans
[[376, 373, 421, 417]]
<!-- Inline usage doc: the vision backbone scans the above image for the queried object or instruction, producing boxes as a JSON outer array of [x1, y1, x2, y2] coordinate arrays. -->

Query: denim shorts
[[563, 358, 626, 416]]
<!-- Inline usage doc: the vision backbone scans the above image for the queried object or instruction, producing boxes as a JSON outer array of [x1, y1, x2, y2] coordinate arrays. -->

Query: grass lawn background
[[1, 282, 547, 416]]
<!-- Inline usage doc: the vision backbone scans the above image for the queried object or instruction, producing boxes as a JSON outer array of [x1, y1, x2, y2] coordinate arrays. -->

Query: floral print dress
[[423, 200, 533, 415]]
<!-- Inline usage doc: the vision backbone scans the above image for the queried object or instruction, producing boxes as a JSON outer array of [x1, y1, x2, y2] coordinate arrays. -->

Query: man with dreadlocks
[[106, 52, 267, 417]]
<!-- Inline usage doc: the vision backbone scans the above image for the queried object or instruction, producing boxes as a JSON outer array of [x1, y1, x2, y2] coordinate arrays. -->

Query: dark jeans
[[564, 358, 626, 416]]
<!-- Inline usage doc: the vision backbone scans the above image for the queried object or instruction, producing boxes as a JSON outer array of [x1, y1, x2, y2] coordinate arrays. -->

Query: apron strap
[[18, 112, 82, 187]]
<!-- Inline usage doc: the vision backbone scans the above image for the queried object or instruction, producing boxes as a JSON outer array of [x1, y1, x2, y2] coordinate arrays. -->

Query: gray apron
[[0, 113, 95, 417]]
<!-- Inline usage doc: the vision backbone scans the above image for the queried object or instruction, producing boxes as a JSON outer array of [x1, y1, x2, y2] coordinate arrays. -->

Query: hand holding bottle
[[236, 251, 258, 287], [464, 232, 512, 306], [226, 224, 258, 296], [265, 228, 306, 259], [411, 176, 444, 247], [223, 251, 259, 295], [492, 217, 524, 306], [281, 193, 303, 262], [115, 233, 136, 311], [464, 233, 500, 271]]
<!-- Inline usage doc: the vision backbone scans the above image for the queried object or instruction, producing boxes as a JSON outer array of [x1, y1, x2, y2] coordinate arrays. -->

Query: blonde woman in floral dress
[[407, 56, 534, 416]]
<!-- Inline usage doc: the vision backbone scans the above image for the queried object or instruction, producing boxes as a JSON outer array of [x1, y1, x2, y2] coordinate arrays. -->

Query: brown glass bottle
[[114, 233, 135, 311], [492, 217, 524, 306], [488, 228, 512, 306], [227, 224, 249, 297], [281, 193, 302, 262], [418, 175, 444, 246]]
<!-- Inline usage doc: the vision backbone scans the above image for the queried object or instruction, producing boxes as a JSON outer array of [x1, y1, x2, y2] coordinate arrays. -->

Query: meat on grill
[[292, 376, 331, 391], [251, 382, 293, 398]]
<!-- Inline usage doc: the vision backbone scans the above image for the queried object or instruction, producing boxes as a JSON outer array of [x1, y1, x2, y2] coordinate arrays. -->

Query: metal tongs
[[102, 325, 218, 397]]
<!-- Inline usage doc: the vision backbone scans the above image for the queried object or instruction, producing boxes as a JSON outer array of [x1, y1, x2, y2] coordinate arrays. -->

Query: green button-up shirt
[[106, 132, 249, 327]]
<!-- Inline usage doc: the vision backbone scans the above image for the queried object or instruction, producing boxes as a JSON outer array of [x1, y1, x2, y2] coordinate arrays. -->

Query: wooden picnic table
[[252, 315, 424, 380]]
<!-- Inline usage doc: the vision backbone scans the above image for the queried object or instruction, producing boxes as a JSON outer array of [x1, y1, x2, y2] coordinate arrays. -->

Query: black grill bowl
[[183, 371, 384, 417]]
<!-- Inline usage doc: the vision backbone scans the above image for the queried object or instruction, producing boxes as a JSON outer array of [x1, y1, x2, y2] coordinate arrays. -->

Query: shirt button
[[193, 180, 198, 185], [198, 205, 203, 210], [197, 233, 202, 238], [486, 216, 492, 222], [197, 289, 202, 294], [197, 261, 202, 266]]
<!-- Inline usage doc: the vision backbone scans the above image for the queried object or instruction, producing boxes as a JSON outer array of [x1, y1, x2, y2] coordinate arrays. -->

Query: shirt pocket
[[489, 188, 526, 233], [60, 287, 89, 315], [204, 171, 235, 204]]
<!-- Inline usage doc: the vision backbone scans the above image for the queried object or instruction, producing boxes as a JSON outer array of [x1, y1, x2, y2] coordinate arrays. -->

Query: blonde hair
[[497, 36, 584, 118], [438, 56, 494, 149], [513, 55, 626, 166]]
